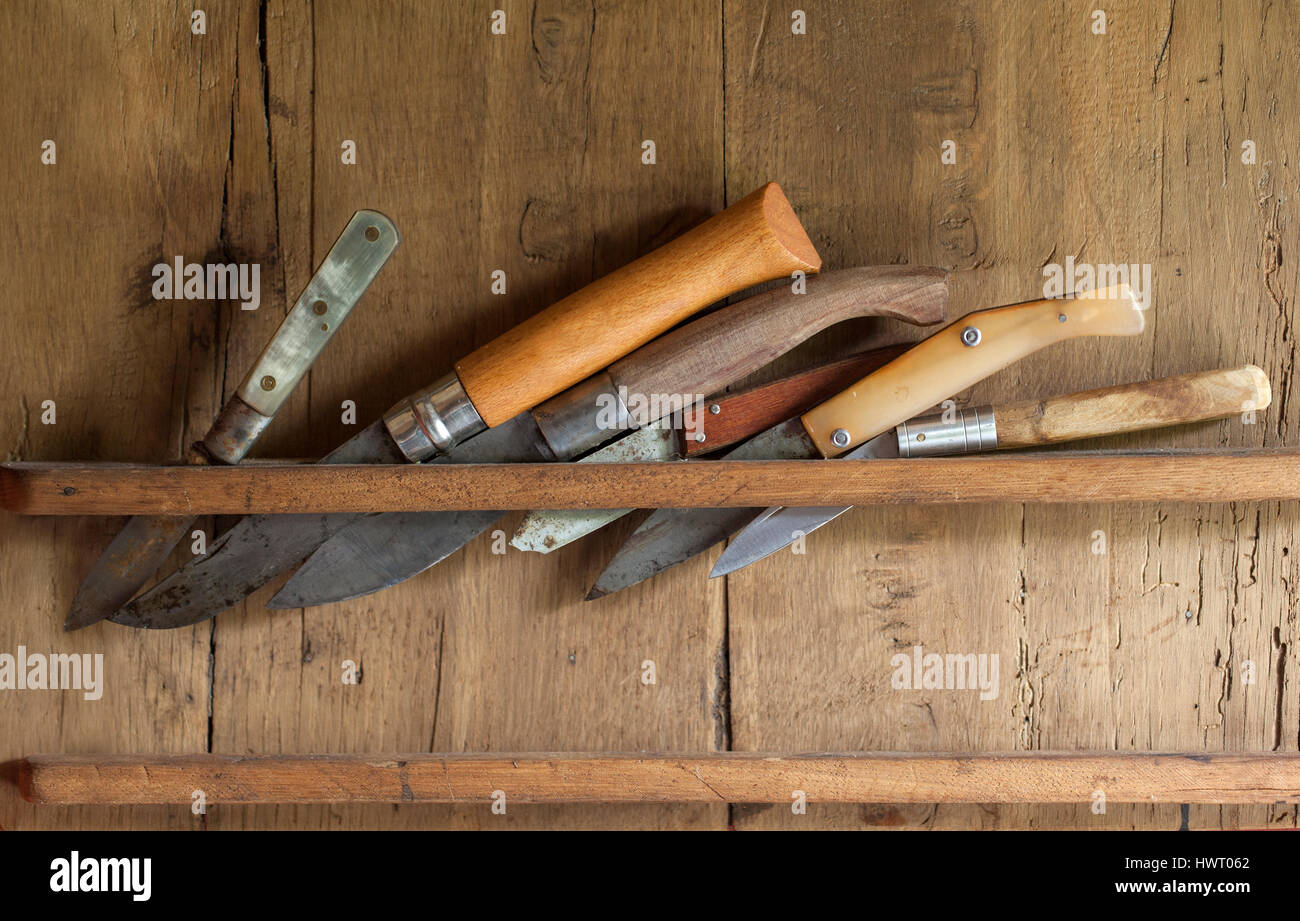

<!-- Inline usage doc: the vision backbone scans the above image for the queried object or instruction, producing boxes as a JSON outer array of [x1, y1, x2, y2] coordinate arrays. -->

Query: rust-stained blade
[[106, 420, 405, 629], [64, 515, 199, 631], [585, 418, 817, 598], [509, 425, 680, 553], [107, 411, 553, 626], [66, 211, 400, 631]]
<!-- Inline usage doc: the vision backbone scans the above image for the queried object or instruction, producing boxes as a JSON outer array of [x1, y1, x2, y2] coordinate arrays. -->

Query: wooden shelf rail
[[3, 449, 1299, 515], [18, 752, 1300, 805]]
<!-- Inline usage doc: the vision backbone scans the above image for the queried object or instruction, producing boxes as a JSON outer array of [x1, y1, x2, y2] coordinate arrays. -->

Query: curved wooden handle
[[994, 365, 1271, 448], [606, 266, 947, 402], [455, 183, 822, 427], [801, 285, 1147, 457]]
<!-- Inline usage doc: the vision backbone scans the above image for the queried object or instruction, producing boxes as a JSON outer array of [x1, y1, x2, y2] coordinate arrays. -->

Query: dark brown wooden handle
[[606, 266, 948, 404], [995, 365, 1272, 448], [682, 345, 910, 455], [454, 183, 822, 427]]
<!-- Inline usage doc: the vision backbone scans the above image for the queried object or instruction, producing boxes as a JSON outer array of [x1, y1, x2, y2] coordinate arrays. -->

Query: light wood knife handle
[[801, 285, 1147, 457], [993, 365, 1271, 448], [455, 182, 822, 427], [607, 266, 947, 403]]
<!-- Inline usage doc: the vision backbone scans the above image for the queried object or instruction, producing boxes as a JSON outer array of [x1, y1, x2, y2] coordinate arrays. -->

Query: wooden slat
[[3, 450, 1299, 514], [19, 752, 1300, 805]]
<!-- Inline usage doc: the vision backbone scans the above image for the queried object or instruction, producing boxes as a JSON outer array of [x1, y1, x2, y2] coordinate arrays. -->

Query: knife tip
[[583, 585, 608, 602]]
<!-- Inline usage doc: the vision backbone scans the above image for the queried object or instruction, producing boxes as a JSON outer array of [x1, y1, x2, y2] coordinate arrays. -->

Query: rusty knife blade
[[109, 411, 552, 627], [585, 418, 818, 599], [66, 210, 400, 631]]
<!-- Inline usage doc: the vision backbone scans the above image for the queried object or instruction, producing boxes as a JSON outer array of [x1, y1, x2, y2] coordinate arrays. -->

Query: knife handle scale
[[682, 345, 911, 456], [607, 266, 948, 406], [993, 365, 1271, 448], [454, 182, 822, 428], [800, 286, 1147, 457]]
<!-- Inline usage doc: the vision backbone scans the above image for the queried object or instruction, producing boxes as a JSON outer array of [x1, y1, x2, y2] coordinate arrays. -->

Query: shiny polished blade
[[64, 515, 197, 630], [586, 417, 817, 599], [264, 410, 559, 608], [708, 505, 854, 578], [107, 419, 404, 628], [708, 431, 901, 578], [509, 426, 679, 554]]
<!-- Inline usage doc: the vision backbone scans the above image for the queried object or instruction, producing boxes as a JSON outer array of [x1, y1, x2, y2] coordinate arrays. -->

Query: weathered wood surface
[[6, 450, 1300, 514], [22, 752, 1300, 805], [1, 0, 1296, 830]]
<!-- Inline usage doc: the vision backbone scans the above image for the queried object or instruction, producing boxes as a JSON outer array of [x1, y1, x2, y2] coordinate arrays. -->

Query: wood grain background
[[0, 0, 1296, 830]]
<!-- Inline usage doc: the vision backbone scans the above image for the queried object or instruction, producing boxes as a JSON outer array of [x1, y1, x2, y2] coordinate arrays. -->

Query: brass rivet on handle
[[365, 226, 380, 242], [260, 375, 276, 391], [312, 300, 328, 315]]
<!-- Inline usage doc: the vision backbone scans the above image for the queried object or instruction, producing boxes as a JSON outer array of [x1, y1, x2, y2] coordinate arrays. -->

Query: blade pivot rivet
[[961, 326, 982, 347], [831, 428, 851, 448], [312, 300, 328, 315], [365, 226, 380, 242], [260, 375, 276, 391]]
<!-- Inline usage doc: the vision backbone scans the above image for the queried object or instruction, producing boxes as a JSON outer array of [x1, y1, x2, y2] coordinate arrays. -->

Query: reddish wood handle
[[682, 345, 911, 455], [455, 183, 822, 427], [607, 266, 947, 404]]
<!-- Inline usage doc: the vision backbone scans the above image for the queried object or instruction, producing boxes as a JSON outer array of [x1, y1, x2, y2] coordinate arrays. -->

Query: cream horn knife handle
[[800, 285, 1147, 458], [896, 365, 1271, 457], [206, 210, 400, 464]]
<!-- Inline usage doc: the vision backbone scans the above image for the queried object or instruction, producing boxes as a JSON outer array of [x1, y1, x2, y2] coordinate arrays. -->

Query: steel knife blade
[[587, 285, 1147, 598], [65, 210, 401, 631]]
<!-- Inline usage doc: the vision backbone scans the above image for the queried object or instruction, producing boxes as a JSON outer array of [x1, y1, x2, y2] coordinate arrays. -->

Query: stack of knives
[[65, 184, 1271, 631]]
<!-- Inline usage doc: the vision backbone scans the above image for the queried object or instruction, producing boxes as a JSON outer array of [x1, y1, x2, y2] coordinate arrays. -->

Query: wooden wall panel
[[1, 0, 1295, 831], [723, 0, 1299, 830]]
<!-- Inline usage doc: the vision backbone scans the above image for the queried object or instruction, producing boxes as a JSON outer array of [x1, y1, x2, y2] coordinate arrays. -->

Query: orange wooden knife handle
[[455, 182, 822, 427]]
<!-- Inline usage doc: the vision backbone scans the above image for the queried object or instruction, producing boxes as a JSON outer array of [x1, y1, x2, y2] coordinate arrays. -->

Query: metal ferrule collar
[[530, 371, 628, 461], [383, 371, 486, 462], [202, 395, 274, 465], [896, 405, 998, 458]]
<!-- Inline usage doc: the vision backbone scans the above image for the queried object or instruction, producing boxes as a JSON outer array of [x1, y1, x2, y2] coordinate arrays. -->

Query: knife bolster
[[384, 372, 486, 462], [203, 396, 274, 465], [896, 406, 998, 457], [531, 371, 630, 460]]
